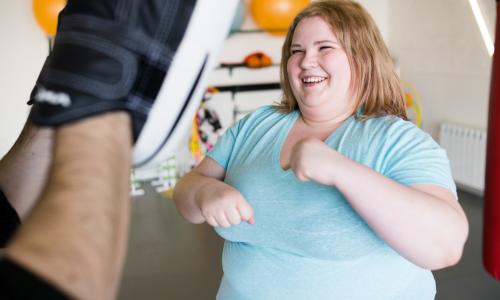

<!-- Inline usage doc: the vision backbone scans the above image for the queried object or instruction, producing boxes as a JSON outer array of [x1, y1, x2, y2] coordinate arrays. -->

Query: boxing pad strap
[[29, 28, 143, 126], [42, 31, 138, 100], [59, 14, 175, 70]]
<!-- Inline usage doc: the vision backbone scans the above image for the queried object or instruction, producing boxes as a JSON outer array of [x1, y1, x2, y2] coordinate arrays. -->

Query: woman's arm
[[290, 137, 469, 270], [173, 157, 226, 224], [173, 157, 254, 227]]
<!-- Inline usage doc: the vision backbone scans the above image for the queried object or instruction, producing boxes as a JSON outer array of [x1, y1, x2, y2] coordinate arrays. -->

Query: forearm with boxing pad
[[30, 0, 192, 140], [29, 0, 238, 167]]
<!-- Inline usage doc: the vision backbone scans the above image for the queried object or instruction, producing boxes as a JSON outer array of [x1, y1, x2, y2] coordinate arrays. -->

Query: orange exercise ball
[[250, 0, 310, 36], [33, 0, 67, 37]]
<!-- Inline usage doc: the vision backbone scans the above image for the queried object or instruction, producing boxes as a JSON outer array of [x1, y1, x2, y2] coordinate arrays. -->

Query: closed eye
[[291, 49, 304, 54]]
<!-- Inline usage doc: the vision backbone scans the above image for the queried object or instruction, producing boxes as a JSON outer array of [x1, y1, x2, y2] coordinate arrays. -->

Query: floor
[[118, 184, 500, 300], [118, 184, 223, 300], [433, 190, 500, 299]]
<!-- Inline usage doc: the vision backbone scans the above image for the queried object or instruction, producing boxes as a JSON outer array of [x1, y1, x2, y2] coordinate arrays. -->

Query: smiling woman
[[278, 0, 406, 121], [285, 16, 353, 123], [173, 1, 469, 299]]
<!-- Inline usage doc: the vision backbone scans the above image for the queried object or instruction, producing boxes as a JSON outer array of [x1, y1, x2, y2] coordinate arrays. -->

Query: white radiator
[[439, 123, 487, 194]]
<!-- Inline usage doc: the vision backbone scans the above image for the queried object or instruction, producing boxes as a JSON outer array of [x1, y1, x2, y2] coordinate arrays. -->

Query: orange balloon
[[250, 0, 309, 36], [33, 0, 67, 37]]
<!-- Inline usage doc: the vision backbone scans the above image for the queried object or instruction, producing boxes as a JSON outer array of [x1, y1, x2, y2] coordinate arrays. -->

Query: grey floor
[[433, 190, 500, 300], [118, 184, 500, 300]]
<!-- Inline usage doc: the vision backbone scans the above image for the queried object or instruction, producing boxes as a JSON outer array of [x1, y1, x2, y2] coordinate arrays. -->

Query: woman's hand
[[289, 137, 338, 186], [196, 181, 255, 228]]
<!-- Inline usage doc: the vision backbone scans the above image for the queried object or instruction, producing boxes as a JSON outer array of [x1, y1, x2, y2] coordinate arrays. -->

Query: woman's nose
[[300, 52, 319, 69]]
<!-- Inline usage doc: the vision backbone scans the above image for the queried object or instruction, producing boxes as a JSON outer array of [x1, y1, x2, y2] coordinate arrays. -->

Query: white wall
[[0, 1, 47, 157], [358, 0, 389, 40], [388, 0, 495, 138]]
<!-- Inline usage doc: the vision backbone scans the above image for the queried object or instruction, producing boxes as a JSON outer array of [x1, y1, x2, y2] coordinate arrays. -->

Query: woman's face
[[287, 16, 355, 119]]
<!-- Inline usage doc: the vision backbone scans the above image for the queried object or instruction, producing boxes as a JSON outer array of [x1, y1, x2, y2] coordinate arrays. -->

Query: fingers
[[293, 170, 310, 182], [216, 211, 232, 228], [225, 208, 242, 226], [202, 210, 231, 228], [201, 200, 255, 228], [289, 150, 308, 182], [237, 202, 255, 225], [205, 215, 218, 227], [289, 160, 311, 182]]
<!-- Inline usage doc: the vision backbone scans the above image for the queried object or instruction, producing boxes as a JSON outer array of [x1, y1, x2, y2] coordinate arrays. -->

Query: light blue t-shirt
[[207, 106, 456, 300]]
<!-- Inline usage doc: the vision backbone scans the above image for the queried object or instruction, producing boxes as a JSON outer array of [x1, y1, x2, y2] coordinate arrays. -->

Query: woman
[[173, 1, 469, 299]]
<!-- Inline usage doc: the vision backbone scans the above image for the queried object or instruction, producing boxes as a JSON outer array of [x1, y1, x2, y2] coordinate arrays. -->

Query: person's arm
[[0, 120, 53, 219], [4, 112, 132, 300], [173, 157, 255, 228], [289, 137, 468, 271]]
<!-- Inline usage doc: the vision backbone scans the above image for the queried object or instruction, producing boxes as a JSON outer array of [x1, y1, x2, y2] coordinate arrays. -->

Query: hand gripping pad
[[29, 0, 238, 168]]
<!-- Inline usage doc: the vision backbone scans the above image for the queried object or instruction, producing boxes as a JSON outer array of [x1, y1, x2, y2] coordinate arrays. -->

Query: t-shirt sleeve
[[206, 114, 250, 170], [382, 121, 457, 199]]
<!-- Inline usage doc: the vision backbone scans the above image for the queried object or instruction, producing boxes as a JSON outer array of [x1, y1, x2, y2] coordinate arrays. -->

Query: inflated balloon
[[33, 0, 67, 37], [230, 0, 247, 33], [250, 0, 309, 35]]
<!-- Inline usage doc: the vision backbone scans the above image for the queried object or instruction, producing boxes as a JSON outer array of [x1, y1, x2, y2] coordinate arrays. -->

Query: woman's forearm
[[330, 152, 468, 270], [173, 171, 215, 224], [174, 157, 255, 228], [290, 137, 468, 269]]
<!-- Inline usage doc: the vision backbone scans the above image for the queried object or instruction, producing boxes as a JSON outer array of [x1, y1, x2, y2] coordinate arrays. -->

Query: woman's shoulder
[[363, 115, 423, 134], [354, 115, 436, 146], [369, 115, 440, 150]]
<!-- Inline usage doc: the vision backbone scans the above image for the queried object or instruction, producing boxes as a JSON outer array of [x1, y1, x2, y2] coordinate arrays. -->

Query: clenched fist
[[196, 181, 255, 228], [289, 137, 340, 186]]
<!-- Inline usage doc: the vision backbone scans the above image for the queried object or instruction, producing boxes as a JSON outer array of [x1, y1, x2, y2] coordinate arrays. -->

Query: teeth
[[302, 76, 326, 83]]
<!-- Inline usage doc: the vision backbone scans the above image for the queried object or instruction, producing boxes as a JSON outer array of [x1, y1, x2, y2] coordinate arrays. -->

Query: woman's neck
[[299, 108, 353, 131]]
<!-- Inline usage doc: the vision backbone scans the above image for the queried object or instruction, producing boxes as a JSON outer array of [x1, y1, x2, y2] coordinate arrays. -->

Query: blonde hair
[[276, 0, 407, 120]]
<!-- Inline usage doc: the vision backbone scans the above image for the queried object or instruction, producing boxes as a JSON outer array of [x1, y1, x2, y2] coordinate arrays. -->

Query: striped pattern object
[[439, 123, 487, 194]]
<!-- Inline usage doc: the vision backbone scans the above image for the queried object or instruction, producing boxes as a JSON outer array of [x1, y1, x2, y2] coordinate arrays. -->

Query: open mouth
[[301, 76, 327, 85]]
